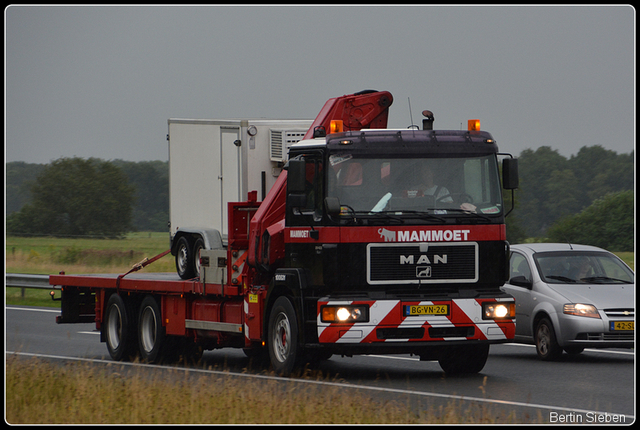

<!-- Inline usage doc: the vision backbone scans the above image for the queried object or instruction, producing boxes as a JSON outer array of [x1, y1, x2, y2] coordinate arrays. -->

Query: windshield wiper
[[351, 211, 405, 224], [545, 275, 577, 283], [378, 210, 446, 223], [580, 276, 633, 284], [443, 208, 492, 222]]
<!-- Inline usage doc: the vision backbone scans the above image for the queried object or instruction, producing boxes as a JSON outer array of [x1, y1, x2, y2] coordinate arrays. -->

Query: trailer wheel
[[192, 238, 204, 278], [105, 294, 136, 361], [437, 344, 489, 374], [138, 295, 166, 363], [268, 296, 300, 375], [175, 236, 194, 279]]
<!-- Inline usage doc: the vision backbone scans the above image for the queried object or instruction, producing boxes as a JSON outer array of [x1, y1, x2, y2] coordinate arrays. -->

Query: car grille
[[576, 332, 635, 341], [367, 242, 478, 285], [604, 308, 635, 318]]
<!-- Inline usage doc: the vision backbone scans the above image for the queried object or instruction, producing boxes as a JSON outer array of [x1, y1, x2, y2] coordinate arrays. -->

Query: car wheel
[[535, 318, 563, 361]]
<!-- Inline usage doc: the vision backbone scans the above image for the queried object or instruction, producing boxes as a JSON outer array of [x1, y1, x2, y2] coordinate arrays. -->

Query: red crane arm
[[302, 90, 393, 139]]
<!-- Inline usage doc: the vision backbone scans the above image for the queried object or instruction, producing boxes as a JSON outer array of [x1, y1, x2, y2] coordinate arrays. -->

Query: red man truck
[[51, 90, 519, 375]]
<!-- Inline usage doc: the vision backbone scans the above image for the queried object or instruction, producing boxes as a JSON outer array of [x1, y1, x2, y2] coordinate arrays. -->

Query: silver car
[[502, 243, 634, 360]]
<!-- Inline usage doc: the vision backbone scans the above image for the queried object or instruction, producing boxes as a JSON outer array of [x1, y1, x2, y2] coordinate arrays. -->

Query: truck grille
[[367, 242, 478, 285]]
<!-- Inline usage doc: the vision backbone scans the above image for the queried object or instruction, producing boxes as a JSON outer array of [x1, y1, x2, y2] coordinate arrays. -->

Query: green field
[[6, 233, 175, 307], [5, 234, 635, 308], [6, 232, 174, 274]]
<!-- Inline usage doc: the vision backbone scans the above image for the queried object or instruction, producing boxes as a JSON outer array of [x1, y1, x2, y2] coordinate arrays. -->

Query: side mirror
[[286, 158, 307, 211], [324, 197, 341, 217], [502, 158, 519, 190], [287, 158, 307, 194], [509, 275, 532, 289]]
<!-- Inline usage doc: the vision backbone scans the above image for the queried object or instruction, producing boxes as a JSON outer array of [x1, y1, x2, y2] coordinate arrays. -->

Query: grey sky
[[5, 5, 635, 164]]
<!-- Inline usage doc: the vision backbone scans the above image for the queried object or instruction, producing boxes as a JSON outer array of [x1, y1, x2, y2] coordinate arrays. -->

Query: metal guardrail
[[5, 273, 58, 290]]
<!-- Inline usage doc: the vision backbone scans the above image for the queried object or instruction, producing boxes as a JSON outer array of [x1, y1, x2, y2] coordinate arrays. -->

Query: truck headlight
[[321, 305, 369, 323], [482, 302, 515, 320]]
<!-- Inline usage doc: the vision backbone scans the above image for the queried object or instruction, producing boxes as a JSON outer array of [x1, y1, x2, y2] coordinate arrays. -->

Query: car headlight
[[563, 303, 600, 319], [321, 305, 369, 323], [482, 302, 515, 320]]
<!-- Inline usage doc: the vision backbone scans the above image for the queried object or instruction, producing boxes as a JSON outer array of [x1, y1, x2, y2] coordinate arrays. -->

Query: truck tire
[[437, 344, 489, 374], [534, 318, 563, 361], [138, 295, 166, 363], [267, 296, 300, 375], [175, 236, 195, 279], [104, 293, 137, 361]]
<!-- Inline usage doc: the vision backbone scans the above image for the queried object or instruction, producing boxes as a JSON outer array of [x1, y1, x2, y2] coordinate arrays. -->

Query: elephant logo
[[378, 228, 396, 242]]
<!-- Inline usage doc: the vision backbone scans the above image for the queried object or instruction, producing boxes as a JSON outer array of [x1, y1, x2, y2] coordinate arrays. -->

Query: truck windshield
[[327, 154, 503, 216]]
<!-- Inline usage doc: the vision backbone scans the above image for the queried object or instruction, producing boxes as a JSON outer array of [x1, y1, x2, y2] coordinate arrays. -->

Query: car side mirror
[[509, 275, 532, 289]]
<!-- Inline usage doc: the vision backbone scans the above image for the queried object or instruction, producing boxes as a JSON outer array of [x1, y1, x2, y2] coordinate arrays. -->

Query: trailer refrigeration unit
[[51, 90, 519, 375]]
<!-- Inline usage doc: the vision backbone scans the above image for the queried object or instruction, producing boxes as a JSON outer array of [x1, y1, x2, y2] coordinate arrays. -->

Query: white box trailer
[[167, 118, 312, 279]]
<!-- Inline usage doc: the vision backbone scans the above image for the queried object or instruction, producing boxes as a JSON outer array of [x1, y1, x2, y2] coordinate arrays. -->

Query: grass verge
[[5, 356, 542, 424]]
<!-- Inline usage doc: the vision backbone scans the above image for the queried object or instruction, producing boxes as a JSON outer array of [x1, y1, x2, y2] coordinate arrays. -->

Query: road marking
[[366, 343, 634, 361], [500, 342, 635, 356], [366, 354, 419, 361], [6, 306, 60, 313], [6, 350, 634, 422]]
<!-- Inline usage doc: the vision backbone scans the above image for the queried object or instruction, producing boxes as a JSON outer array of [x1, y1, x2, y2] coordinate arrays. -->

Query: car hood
[[547, 283, 634, 309]]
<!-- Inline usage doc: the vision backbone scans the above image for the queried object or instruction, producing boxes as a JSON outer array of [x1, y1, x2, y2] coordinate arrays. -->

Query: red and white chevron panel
[[317, 298, 515, 344]]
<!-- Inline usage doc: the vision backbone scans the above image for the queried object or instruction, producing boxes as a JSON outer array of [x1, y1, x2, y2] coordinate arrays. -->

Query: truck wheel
[[138, 295, 166, 363], [268, 296, 300, 375], [437, 344, 489, 374], [104, 294, 136, 361], [535, 318, 563, 361], [192, 238, 204, 278], [175, 237, 194, 279]]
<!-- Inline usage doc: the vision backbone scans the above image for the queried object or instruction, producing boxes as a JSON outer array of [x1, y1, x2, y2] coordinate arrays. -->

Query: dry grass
[[5, 356, 541, 424]]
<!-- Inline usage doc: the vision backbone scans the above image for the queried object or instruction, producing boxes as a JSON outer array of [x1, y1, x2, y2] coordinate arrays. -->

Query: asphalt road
[[6, 305, 635, 423]]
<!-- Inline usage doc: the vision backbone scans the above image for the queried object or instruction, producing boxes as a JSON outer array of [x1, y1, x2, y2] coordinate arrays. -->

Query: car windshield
[[326, 154, 503, 216], [534, 251, 634, 284]]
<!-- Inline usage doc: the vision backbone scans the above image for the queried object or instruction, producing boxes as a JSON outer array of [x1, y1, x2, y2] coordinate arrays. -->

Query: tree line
[[505, 145, 634, 250], [5, 145, 635, 250], [6, 158, 168, 238]]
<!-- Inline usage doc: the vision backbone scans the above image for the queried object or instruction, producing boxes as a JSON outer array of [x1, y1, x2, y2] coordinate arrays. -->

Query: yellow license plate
[[610, 321, 634, 331], [405, 304, 449, 316]]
